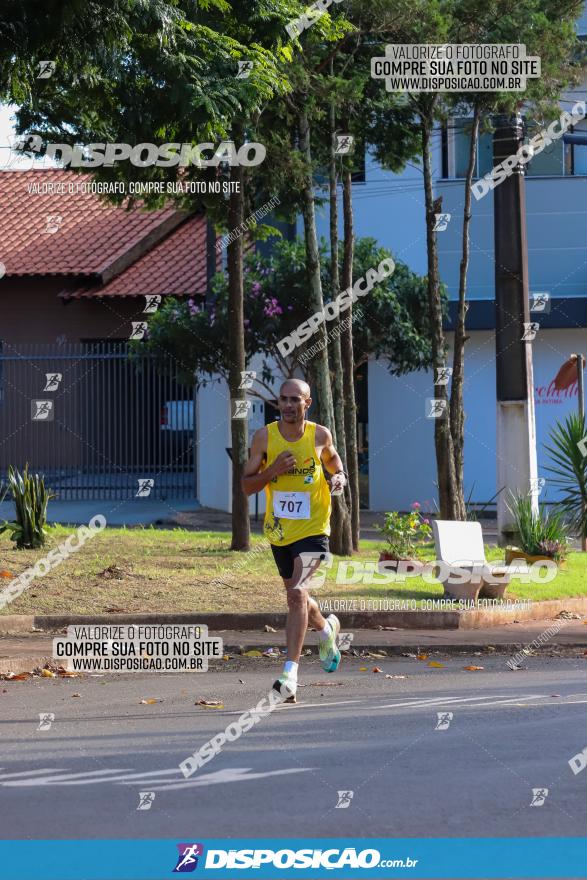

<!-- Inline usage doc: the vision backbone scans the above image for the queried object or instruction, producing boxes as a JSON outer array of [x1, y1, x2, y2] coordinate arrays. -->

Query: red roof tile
[[0, 169, 184, 277], [63, 214, 208, 298]]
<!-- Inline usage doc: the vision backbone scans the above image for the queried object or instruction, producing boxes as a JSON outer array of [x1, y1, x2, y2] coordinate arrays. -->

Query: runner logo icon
[[173, 843, 204, 872]]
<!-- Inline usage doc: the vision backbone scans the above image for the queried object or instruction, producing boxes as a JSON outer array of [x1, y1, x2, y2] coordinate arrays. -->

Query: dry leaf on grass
[[0, 570, 13, 578], [463, 665, 484, 671], [196, 699, 224, 708]]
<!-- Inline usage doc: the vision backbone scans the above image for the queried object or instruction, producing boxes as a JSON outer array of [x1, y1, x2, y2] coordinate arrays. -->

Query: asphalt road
[[1, 652, 586, 848]]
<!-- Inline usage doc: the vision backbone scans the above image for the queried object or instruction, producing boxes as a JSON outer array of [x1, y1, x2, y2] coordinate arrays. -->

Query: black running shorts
[[270, 534, 330, 581]]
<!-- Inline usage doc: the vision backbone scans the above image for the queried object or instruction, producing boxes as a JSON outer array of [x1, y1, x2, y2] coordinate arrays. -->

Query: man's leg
[[273, 553, 325, 703], [307, 593, 327, 632], [283, 554, 325, 662]]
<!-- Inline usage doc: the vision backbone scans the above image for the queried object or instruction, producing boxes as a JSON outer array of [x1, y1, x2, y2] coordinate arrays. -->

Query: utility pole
[[493, 113, 539, 545]]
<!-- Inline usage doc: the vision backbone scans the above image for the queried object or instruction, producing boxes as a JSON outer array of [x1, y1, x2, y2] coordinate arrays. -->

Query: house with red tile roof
[[0, 169, 212, 344], [0, 170, 217, 504]]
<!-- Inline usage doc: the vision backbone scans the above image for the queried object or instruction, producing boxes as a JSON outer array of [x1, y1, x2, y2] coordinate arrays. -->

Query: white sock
[[283, 660, 298, 678], [318, 623, 331, 641]]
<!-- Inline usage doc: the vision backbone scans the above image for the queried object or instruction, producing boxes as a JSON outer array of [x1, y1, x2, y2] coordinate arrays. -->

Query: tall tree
[[10, 0, 300, 550]]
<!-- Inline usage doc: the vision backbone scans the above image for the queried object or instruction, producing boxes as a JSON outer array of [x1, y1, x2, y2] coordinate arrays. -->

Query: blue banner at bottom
[[0, 838, 586, 879]]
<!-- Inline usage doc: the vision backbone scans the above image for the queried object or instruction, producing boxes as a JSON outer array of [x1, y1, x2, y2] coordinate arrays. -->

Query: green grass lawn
[[1, 525, 586, 615]]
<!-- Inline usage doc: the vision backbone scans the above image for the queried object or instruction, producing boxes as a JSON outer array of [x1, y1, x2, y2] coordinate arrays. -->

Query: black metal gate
[[0, 342, 197, 500]]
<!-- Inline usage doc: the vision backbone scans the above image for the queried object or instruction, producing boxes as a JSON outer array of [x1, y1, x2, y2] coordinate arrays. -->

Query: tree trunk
[[328, 102, 347, 464], [299, 107, 334, 427], [450, 107, 480, 522], [298, 105, 350, 555], [227, 141, 251, 551], [421, 107, 460, 520], [328, 98, 353, 556], [341, 167, 360, 550]]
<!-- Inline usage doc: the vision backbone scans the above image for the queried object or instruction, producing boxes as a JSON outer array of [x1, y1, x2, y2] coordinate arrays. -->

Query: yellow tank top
[[263, 420, 331, 546]]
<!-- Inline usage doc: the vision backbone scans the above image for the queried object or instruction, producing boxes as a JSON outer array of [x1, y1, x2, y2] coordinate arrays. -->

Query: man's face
[[278, 385, 311, 423]]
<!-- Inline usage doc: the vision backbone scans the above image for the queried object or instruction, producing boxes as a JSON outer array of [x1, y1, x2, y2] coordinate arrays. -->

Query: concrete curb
[[0, 655, 56, 675], [1, 597, 586, 635]]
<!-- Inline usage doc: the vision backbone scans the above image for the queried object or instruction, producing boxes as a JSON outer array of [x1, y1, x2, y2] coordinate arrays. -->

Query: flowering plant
[[376, 503, 432, 560]]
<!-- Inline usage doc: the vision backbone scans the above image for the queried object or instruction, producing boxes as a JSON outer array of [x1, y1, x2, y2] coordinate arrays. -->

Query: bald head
[[277, 378, 312, 425], [279, 378, 311, 399]]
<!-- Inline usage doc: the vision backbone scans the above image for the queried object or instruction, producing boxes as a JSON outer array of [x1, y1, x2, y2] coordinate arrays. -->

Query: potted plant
[[376, 503, 432, 573], [505, 492, 571, 568]]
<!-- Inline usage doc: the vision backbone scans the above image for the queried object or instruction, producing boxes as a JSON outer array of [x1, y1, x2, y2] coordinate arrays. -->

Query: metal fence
[[0, 342, 197, 500]]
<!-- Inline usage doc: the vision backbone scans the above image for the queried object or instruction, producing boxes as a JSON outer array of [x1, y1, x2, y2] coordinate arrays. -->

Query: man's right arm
[[241, 428, 274, 497]]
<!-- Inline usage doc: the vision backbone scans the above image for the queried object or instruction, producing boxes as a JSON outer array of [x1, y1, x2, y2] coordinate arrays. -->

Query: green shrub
[[0, 464, 54, 549], [376, 503, 432, 559], [505, 491, 571, 561], [544, 413, 587, 541]]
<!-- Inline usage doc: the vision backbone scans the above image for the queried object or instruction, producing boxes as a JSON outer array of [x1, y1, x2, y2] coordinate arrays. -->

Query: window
[[571, 120, 587, 174], [445, 115, 578, 178], [524, 123, 565, 176], [452, 118, 493, 178]]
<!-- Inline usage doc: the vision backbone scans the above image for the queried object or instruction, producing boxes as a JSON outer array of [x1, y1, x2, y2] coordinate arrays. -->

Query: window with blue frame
[[571, 121, 587, 174], [446, 115, 581, 178]]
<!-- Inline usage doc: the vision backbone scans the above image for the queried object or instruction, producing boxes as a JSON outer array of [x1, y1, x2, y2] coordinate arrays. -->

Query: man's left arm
[[318, 427, 347, 492]]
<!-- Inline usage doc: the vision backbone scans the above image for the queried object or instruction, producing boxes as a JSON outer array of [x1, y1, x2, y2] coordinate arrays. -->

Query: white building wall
[[196, 377, 231, 511], [369, 328, 587, 512], [196, 354, 284, 514]]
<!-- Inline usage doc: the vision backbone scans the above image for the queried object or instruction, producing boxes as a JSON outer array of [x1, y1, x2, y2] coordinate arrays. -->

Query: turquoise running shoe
[[319, 614, 341, 673], [272, 672, 297, 703]]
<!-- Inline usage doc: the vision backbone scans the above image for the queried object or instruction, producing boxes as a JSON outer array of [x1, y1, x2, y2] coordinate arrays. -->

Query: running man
[[242, 379, 347, 703]]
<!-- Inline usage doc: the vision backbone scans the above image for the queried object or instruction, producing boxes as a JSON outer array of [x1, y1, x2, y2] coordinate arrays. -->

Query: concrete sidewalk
[[2, 621, 586, 675], [0, 498, 201, 529]]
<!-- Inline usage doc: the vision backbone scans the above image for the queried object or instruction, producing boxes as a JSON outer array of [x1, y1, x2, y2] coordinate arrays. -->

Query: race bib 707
[[272, 491, 310, 520]]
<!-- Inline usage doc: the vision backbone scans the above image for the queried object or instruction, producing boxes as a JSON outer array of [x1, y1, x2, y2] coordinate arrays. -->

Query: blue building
[[312, 9, 587, 514]]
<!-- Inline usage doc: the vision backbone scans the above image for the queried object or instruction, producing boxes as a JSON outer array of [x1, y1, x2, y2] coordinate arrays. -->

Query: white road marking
[[2, 768, 135, 786], [135, 767, 312, 792], [273, 699, 362, 711], [0, 768, 69, 780], [0, 765, 311, 789], [373, 694, 542, 709]]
